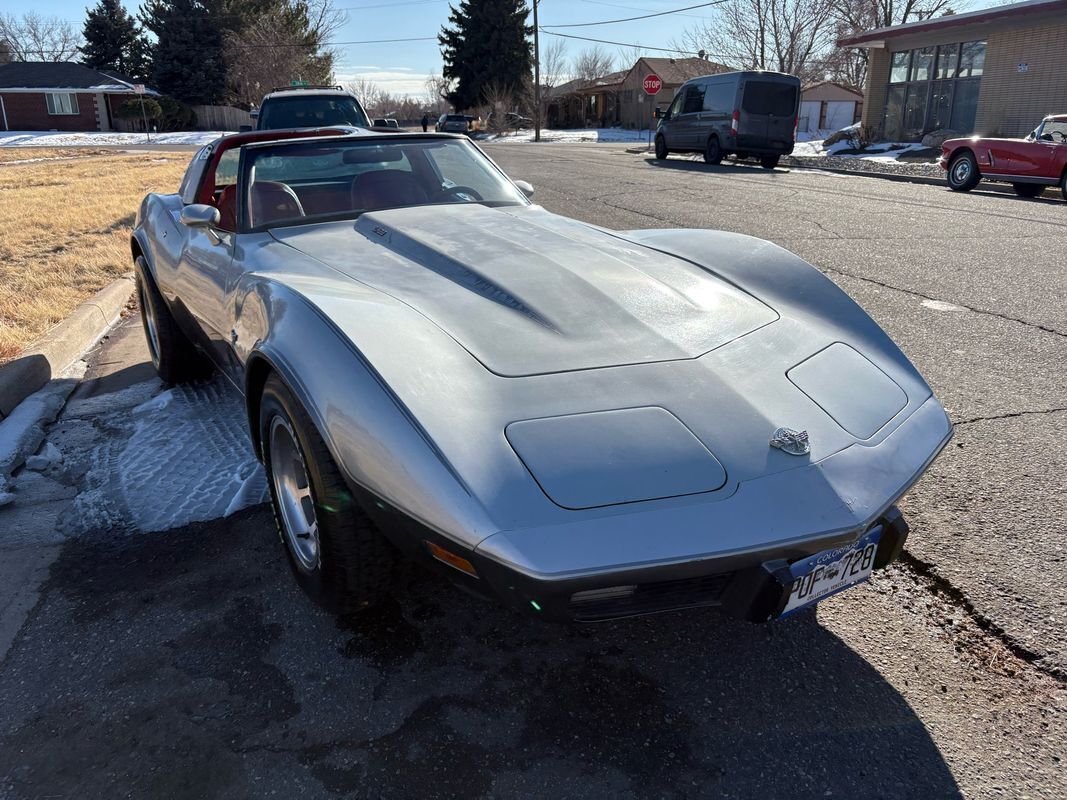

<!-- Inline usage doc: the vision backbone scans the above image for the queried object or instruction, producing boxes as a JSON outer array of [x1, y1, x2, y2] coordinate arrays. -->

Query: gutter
[[0, 95, 7, 131]]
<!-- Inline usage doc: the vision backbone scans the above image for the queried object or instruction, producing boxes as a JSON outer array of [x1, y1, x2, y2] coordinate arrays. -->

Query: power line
[[572, 0, 717, 20], [541, 0, 727, 28], [539, 29, 699, 55]]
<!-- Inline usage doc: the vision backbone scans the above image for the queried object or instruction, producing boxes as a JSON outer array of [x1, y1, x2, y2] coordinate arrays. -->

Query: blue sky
[[35, 0, 995, 97]]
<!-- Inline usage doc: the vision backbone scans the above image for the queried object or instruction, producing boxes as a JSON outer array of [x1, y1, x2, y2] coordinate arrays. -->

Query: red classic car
[[940, 114, 1067, 200]]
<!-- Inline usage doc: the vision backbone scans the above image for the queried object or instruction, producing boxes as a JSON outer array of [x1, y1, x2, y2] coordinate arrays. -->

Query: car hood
[[270, 204, 778, 377]]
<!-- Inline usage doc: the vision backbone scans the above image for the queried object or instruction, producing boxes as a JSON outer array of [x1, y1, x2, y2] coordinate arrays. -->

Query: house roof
[[839, 0, 1067, 47], [633, 56, 731, 85], [0, 62, 157, 93], [801, 80, 864, 98]]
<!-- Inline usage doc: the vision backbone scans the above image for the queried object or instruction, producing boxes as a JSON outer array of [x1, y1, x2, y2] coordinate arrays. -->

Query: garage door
[[824, 101, 856, 131], [798, 101, 820, 134]]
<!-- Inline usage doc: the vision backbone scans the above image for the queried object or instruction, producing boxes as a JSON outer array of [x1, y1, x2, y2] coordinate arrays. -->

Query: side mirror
[[514, 180, 534, 198], [249, 109, 259, 119], [654, 108, 667, 120], [180, 203, 221, 229]]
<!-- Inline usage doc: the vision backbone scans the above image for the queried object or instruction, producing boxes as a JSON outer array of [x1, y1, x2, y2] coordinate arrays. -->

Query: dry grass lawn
[[0, 150, 188, 363]]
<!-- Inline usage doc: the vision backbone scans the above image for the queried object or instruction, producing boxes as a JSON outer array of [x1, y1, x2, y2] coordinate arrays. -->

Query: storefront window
[[935, 44, 958, 79], [910, 47, 934, 82], [883, 39, 984, 140], [958, 41, 985, 77], [890, 52, 910, 83]]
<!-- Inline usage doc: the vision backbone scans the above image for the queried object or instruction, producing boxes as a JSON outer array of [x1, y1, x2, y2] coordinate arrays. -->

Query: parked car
[[132, 128, 951, 623], [436, 113, 469, 134], [252, 85, 371, 131], [655, 70, 801, 169], [941, 114, 1067, 199]]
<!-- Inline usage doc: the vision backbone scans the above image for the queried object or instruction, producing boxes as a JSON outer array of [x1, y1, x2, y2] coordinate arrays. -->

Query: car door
[[1031, 119, 1067, 178], [172, 147, 244, 380], [659, 91, 686, 149], [676, 84, 707, 149]]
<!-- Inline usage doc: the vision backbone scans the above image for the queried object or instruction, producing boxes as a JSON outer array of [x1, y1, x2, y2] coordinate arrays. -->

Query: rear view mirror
[[342, 146, 404, 164]]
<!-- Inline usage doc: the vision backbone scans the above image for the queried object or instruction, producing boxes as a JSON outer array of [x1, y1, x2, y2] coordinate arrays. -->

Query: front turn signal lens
[[425, 540, 479, 578]]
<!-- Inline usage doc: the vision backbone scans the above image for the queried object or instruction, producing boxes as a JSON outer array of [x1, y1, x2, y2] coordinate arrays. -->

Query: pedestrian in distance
[[421, 113, 429, 132]]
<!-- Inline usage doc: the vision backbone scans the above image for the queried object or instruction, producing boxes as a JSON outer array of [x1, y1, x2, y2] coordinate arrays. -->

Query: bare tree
[[481, 80, 518, 133], [672, 0, 837, 82], [424, 73, 452, 114], [571, 46, 616, 82], [539, 38, 569, 88], [344, 77, 383, 111], [0, 13, 81, 61]]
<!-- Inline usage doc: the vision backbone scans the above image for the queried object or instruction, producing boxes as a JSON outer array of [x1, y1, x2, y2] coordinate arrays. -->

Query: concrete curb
[[0, 274, 135, 421]]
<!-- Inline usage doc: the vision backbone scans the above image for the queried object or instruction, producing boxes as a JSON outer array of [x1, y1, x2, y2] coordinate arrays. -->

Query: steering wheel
[[1052, 131, 1067, 143], [437, 185, 484, 202]]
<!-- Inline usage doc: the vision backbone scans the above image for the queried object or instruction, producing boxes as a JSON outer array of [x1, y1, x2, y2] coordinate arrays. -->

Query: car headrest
[[351, 170, 429, 212]]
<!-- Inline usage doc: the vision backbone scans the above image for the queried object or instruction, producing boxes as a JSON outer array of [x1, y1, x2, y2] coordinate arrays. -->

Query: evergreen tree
[[438, 0, 532, 111], [141, 0, 226, 104], [81, 0, 150, 78]]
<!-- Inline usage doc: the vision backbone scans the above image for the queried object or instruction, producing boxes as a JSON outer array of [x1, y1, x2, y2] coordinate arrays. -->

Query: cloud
[[335, 70, 433, 98]]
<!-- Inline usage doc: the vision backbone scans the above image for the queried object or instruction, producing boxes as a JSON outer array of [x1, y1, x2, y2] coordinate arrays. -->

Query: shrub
[[156, 95, 197, 131], [115, 97, 162, 121]]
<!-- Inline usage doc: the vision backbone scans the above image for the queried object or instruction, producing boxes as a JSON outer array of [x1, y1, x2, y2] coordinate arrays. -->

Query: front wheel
[[260, 374, 396, 616], [704, 136, 723, 165], [134, 256, 212, 384], [947, 152, 980, 191], [1060, 172, 1067, 202], [760, 154, 780, 170], [1012, 182, 1044, 198], [654, 135, 668, 160]]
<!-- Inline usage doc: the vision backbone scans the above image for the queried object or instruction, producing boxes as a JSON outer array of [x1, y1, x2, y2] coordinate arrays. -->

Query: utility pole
[[533, 0, 541, 142]]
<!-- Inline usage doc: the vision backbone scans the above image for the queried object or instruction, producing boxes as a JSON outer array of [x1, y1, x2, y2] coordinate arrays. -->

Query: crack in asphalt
[[954, 407, 1067, 426], [821, 265, 1067, 339], [896, 552, 1066, 684]]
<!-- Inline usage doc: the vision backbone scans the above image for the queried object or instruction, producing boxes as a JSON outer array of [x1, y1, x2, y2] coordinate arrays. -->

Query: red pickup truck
[[940, 114, 1067, 200]]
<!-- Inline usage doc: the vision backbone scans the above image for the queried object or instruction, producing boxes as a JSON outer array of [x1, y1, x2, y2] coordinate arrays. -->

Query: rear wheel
[[760, 154, 780, 170], [1012, 182, 1044, 198], [134, 256, 212, 384], [947, 151, 980, 192], [1061, 171, 1067, 202], [260, 374, 395, 615], [704, 136, 723, 165], [654, 135, 668, 160]]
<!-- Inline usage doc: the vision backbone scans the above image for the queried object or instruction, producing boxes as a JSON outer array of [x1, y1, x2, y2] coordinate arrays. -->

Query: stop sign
[[643, 73, 662, 95]]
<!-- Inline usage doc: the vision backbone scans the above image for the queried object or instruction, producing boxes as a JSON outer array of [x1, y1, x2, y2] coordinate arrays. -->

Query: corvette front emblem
[[770, 427, 810, 456]]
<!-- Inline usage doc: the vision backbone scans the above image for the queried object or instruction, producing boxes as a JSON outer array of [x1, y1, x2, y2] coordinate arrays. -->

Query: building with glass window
[[841, 0, 1067, 141]]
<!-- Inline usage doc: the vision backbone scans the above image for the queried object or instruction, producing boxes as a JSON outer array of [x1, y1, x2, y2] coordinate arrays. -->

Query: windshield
[[259, 95, 370, 130], [243, 137, 529, 229], [741, 81, 798, 116]]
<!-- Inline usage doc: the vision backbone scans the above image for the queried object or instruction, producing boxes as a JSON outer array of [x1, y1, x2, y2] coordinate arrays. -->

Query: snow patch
[[479, 127, 651, 144], [0, 367, 84, 478], [25, 442, 62, 472], [922, 299, 967, 313], [0, 131, 230, 148], [68, 376, 268, 534]]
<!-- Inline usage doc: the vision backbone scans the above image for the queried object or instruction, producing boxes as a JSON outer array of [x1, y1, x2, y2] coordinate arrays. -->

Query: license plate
[[781, 528, 881, 616]]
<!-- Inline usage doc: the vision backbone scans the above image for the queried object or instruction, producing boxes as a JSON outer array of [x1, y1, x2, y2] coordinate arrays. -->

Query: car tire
[[260, 373, 395, 616], [1011, 182, 1044, 198], [947, 151, 980, 192], [654, 135, 668, 160], [704, 136, 723, 165], [1060, 171, 1067, 202], [760, 154, 780, 170], [134, 256, 212, 384]]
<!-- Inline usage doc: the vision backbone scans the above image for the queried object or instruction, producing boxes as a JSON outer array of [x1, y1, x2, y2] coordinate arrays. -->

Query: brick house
[[840, 0, 1067, 140], [0, 62, 159, 132]]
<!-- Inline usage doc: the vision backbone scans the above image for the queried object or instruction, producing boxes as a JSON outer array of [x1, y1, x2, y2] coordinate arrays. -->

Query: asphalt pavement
[[0, 144, 1064, 799]]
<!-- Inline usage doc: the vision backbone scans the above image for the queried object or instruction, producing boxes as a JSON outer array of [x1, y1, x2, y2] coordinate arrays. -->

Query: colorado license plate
[[781, 528, 882, 616]]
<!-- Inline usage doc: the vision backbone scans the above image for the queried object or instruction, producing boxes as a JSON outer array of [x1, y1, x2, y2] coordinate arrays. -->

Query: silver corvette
[[132, 127, 952, 622]]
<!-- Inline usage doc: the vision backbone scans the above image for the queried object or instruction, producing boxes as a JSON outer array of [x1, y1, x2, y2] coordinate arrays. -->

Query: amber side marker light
[[425, 540, 479, 578]]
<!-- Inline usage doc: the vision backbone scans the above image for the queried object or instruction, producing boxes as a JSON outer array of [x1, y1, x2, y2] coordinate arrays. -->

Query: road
[[0, 144, 1064, 799]]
